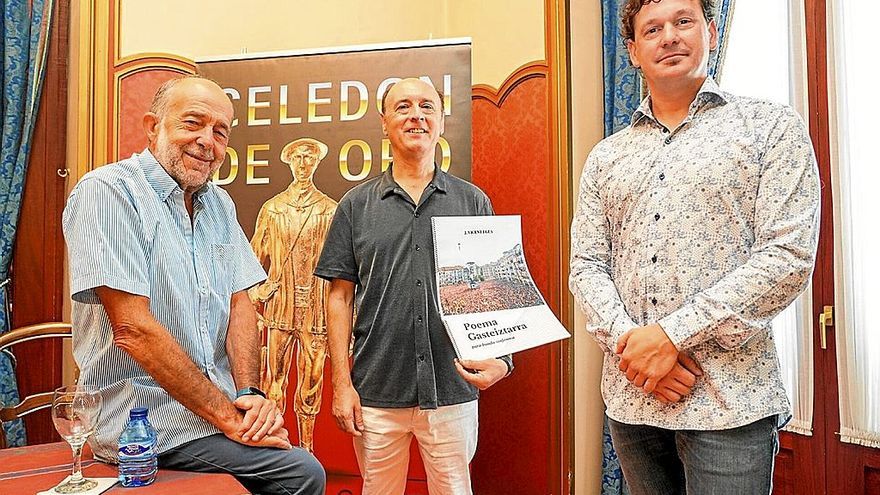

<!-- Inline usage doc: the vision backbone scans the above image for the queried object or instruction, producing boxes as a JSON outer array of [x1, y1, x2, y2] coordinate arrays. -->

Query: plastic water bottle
[[117, 407, 158, 487]]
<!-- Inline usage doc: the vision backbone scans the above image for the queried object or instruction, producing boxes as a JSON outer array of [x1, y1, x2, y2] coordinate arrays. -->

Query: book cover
[[432, 215, 570, 360]]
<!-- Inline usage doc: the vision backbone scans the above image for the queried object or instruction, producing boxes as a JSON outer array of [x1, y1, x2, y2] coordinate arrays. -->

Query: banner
[[197, 39, 472, 236]]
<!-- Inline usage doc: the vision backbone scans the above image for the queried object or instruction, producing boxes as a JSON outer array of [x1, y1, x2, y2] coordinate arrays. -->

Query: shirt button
[[199, 286, 207, 294], [651, 297, 658, 305], [414, 212, 420, 218], [418, 354, 426, 362], [415, 245, 421, 251], [417, 315, 423, 322], [416, 280, 422, 287], [651, 255, 657, 263], [659, 173, 665, 180], [654, 213, 661, 221], [664, 137, 672, 145]]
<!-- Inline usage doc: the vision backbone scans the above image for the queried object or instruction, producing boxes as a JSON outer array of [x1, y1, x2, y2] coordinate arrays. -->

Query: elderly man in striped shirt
[[63, 76, 325, 494]]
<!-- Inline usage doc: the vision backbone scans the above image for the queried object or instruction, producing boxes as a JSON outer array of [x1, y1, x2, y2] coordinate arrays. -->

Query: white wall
[[570, 1, 607, 493], [119, 0, 545, 89]]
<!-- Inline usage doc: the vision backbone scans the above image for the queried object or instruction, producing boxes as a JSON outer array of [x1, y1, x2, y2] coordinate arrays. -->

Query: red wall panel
[[117, 69, 182, 158], [471, 75, 556, 495]]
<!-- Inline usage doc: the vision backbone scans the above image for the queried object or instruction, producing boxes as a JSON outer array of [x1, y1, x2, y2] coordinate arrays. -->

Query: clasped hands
[[224, 394, 291, 449], [616, 324, 702, 403]]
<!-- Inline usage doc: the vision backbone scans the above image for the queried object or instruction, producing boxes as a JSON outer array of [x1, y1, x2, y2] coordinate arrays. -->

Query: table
[[0, 442, 249, 494]]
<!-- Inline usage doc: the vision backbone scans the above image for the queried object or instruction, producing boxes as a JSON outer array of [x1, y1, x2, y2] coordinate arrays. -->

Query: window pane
[[721, 0, 791, 105], [831, 0, 880, 448]]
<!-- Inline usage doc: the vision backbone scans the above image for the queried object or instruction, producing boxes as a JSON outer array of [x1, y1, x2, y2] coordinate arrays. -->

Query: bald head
[[381, 78, 445, 116], [149, 75, 233, 121]]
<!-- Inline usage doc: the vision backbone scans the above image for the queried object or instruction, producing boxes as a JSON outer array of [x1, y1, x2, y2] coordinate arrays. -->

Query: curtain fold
[[773, 290, 814, 436], [828, 0, 880, 450], [780, 0, 814, 437], [597, 1, 734, 492], [601, 0, 640, 138], [0, 0, 55, 447], [599, 1, 635, 492], [708, 0, 735, 81]]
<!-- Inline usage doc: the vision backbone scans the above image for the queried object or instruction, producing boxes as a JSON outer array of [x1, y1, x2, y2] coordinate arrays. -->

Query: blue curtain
[[0, 0, 55, 447], [598, 0, 734, 493], [709, 0, 735, 81], [601, 0, 641, 138]]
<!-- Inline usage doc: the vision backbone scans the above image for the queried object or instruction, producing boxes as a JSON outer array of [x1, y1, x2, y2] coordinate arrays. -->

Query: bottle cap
[[130, 407, 148, 418]]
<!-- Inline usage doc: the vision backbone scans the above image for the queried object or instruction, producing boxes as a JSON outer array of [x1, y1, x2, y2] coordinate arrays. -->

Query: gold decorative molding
[[471, 3, 572, 492], [472, 61, 549, 107], [110, 55, 195, 161], [115, 52, 195, 70], [544, 0, 573, 492], [70, 0, 195, 176], [69, 0, 110, 183]]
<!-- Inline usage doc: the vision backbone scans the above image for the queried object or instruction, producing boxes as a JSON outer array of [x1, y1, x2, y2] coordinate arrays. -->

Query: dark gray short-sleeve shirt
[[315, 166, 493, 409]]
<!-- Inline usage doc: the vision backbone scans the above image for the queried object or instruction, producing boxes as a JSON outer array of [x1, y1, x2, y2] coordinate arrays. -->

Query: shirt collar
[[139, 149, 179, 201], [631, 76, 730, 128], [379, 163, 449, 199], [138, 148, 212, 202]]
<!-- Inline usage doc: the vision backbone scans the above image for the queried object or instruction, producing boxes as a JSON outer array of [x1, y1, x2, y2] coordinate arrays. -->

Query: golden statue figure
[[249, 137, 337, 452]]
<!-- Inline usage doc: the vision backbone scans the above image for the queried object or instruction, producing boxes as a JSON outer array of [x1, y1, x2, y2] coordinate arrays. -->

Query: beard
[[154, 132, 220, 191]]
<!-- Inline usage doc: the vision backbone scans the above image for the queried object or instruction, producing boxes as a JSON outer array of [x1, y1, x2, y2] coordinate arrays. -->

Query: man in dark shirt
[[315, 78, 512, 495]]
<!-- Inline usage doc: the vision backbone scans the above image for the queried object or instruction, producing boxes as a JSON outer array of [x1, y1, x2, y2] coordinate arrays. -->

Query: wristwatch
[[235, 386, 266, 399], [498, 355, 514, 377]]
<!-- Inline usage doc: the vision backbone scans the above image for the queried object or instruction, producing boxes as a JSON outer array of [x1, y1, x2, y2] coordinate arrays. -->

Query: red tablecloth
[[0, 442, 248, 494]]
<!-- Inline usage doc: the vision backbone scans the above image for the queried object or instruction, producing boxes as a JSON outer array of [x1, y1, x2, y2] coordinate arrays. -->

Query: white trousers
[[354, 401, 479, 495]]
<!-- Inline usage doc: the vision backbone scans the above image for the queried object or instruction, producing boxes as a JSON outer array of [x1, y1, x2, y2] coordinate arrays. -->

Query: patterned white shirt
[[569, 78, 820, 430], [63, 150, 266, 461]]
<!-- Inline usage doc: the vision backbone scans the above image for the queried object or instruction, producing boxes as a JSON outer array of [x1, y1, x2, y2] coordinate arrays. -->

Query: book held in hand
[[432, 215, 570, 361]]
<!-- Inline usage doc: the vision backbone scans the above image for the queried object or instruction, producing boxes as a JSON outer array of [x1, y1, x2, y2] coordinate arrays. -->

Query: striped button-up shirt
[[63, 150, 266, 461], [570, 78, 820, 430]]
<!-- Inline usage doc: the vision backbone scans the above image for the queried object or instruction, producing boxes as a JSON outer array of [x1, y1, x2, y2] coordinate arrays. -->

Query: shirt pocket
[[210, 243, 236, 295]]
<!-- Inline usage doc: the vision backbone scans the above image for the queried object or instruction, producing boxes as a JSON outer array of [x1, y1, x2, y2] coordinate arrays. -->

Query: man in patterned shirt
[[569, 0, 820, 493], [63, 76, 325, 494]]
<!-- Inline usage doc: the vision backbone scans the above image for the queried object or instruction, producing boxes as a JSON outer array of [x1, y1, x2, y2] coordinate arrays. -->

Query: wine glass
[[51, 385, 103, 493]]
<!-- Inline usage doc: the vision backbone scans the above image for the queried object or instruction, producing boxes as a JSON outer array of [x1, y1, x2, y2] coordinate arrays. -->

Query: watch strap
[[498, 355, 514, 377], [235, 386, 266, 399]]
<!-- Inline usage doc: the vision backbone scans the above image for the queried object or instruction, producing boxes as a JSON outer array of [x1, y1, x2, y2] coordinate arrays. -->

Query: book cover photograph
[[432, 215, 570, 360]]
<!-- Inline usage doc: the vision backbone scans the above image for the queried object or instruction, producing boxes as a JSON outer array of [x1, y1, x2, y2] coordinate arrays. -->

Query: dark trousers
[[159, 434, 325, 495], [608, 416, 779, 495]]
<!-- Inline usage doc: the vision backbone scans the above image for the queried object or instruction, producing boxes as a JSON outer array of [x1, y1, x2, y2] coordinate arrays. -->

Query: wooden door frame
[[809, 0, 880, 492], [783, 1, 880, 494], [10, 0, 70, 445], [773, 0, 834, 494]]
